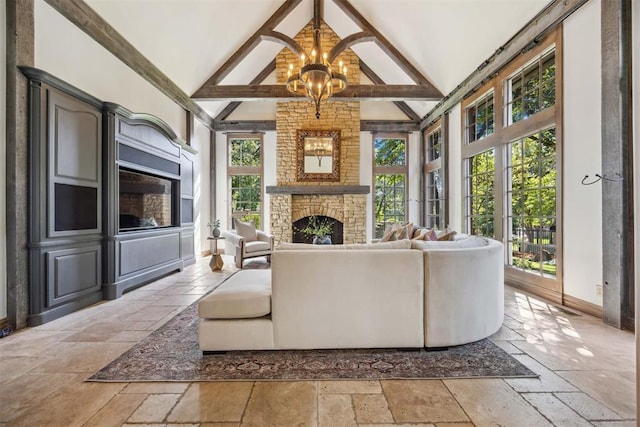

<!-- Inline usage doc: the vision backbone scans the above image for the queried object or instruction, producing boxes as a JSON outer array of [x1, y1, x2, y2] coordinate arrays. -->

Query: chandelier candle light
[[286, 0, 347, 119]]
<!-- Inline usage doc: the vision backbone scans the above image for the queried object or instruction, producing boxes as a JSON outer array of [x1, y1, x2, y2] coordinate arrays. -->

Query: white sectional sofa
[[198, 237, 504, 351]]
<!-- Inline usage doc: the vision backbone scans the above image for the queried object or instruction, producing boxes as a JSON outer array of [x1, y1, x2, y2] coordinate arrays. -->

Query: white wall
[[562, 0, 603, 306], [359, 131, 374, 239], [407, 131, 422, 226], [1, 2, 7, 320], [447, 104, 463, 232], [192, 121, 210, 256], [34, 1, 186, 137]]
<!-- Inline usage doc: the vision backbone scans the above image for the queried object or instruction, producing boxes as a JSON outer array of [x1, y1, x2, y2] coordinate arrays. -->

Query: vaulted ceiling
[[85, 0, 551, 123]]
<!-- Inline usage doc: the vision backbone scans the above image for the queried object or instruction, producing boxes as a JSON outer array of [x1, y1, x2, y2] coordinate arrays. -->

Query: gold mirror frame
[[296, 129, 340, 182]]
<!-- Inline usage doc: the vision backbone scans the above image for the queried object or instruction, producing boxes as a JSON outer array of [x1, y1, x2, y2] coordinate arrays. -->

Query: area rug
[[88, 297, 537, 382]]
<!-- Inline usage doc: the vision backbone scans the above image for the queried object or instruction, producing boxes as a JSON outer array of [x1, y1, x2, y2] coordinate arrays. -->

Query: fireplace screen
[[119, 169, 176, 231]]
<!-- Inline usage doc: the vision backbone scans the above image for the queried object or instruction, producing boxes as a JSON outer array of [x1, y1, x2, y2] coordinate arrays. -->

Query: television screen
[[119, 169, 176, 231]]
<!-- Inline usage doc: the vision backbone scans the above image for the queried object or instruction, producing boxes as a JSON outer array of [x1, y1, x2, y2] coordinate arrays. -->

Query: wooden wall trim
[[563, 295, 604, 319]]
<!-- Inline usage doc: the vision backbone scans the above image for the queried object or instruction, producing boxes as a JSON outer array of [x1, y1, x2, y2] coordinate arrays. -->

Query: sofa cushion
[[198, 270, 271, 319], [277, 239, 412, 250], [411, 236, 490, 250], [245, 240, 271, 253], [235, 219, 257, 242]]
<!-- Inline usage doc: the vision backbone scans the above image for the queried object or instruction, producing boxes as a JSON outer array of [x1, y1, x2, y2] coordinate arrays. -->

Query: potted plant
[[296, 215, 334, 245], [208, 219, 221, 237]]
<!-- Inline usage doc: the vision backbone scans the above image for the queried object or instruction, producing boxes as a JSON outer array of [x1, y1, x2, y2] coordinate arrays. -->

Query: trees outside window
[[461, 28, 561, 294], [507, 128, 557, 277], [228, 134, 263, 228], [373, 134, 407, 238], [424, 123, 445, 229]]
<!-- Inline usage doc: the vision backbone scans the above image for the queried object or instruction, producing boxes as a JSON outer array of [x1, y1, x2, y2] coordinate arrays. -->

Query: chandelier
[[286, 2, 347, 119]]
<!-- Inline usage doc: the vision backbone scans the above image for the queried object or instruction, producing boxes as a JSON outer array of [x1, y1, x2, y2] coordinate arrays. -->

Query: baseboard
[[563, 295, 603, 319], [201, 250, 212, 257]]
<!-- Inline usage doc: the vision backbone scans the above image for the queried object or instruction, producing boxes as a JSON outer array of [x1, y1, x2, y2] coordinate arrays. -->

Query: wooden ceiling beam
[[44, 0, 215, 128], [193, 84, 441, 101], [261, 31, 304, 56], [195, 0, 303, 91], [214, 59, 277, 121], [332, 0, 441, 95], [360, 61, 420, 121], [328, 31, 375, 63]]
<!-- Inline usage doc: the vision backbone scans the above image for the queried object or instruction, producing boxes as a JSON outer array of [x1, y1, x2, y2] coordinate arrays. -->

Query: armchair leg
[[235, 256, 243, 269], [266, 255, 271, 263]]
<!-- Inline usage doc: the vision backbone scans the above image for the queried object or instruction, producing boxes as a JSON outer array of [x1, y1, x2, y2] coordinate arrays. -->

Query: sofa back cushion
[[277, 239, 412, 251], [411, 236, 490, 250]]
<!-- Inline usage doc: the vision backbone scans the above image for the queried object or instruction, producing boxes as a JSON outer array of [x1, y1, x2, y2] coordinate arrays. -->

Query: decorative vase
[[313, 235, 332, 245], [212, 228, 220, 238]]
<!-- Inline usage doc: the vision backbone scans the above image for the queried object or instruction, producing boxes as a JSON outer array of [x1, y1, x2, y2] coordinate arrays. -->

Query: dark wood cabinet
[[22, 68, 197, 324]]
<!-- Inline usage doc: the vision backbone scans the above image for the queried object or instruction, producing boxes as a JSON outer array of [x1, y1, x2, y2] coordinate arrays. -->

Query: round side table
[[207, 236, 225, 271]]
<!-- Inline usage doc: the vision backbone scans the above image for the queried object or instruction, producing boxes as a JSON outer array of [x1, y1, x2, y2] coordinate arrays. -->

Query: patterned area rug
[[89, 296, 536, 382]]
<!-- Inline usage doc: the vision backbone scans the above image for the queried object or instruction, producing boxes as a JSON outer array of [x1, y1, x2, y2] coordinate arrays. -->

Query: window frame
[[424, 120, 446, 229], [460, 27, 563, 299], [227, 133, 264, 229], [372, 132, 409, 239]]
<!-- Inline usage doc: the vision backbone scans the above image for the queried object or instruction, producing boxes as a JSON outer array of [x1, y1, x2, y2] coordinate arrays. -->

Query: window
[[424, 124, 445, 229], [505, 50, 556, 125], [465, 149, 495, 237], [465, 91, 494, 144], [373, 134, 407, 238], [228, 134, 263, 228], [461, 28, 561, 295], [507, 128, 557, 277]]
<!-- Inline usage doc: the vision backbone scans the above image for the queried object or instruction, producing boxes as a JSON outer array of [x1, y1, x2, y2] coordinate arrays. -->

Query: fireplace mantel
[[266, 185, 370, 195]]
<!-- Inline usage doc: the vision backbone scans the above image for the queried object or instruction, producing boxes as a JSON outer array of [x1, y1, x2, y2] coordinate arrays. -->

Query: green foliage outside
[[373, 138, 407, 238], [231, 175, 261, 229], [230, 138, 261, 166]]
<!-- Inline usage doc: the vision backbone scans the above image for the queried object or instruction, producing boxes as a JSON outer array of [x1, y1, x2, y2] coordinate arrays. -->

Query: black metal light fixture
[[286, 0, 348, 119]]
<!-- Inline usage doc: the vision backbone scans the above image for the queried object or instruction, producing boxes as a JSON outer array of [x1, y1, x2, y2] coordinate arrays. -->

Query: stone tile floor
[[0, 256, 635, 426]]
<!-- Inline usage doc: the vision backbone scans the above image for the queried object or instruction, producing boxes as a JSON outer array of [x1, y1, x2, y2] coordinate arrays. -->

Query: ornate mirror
[[296, 129, 340, 182]]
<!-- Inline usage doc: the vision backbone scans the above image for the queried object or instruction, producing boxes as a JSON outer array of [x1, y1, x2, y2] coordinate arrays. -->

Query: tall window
[[507, 128, 557, 277], [461, 28, 561, 295], [424, 123, 445, 229], [465, 149, 495, 237], [505, 50, 556, 125], [373, 134, 407, 238], [465, 91, 494, 143], [228, 134, 263, 228]]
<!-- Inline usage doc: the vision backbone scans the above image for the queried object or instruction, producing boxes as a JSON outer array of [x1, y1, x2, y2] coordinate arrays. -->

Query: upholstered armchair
[[221, 220, 274, 268]]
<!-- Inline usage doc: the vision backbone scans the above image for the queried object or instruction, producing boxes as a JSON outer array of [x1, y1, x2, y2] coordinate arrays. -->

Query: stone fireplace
[[268, 22, 368, 244]]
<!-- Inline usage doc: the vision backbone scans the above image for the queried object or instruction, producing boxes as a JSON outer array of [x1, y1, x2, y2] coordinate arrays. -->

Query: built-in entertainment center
[[22, 67, 197, 325]]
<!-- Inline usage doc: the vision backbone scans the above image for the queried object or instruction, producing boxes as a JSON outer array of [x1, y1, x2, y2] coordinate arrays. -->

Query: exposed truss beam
[[214, 120, 418, 132], [332, 0, 439, 92], [328, 31, 375, 63], [360, 62, 420, 121], [214, 59, 277, 121], [44, 0, 215, 129], [193, 84, 441, 101], [195, 0, 303, 90], [214, 120, 277, 131], [361, 120, 419, 132], [261, 31, 304, 56], [421, 0, 589, 128]]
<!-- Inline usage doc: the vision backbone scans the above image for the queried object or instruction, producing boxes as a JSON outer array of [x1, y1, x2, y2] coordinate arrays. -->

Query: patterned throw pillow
[[379, 223, 400, 242], [235, 219, 257, 242], [437, 227, 457, 241]]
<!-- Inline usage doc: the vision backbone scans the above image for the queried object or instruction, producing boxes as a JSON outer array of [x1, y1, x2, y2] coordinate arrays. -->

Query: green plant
[[208, 219, 221, 229], [296, 215, 334, 238]]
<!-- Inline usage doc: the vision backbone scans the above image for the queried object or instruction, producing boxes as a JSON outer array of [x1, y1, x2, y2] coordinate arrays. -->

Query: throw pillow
[[379, 223, 400, 242], [235, 219, 257, 242], [426, 229, 439, 241], [411, 228, 428, 240], [437, 227, 457, 241]]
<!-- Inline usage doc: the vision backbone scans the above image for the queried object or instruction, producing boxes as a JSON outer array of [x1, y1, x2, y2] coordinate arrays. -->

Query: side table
[[207, 236, 225, 271]]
